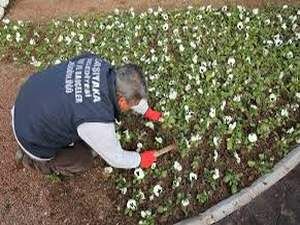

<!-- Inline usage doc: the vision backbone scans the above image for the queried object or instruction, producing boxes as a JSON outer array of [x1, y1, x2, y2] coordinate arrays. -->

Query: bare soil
[[5, 0, 300, 23]]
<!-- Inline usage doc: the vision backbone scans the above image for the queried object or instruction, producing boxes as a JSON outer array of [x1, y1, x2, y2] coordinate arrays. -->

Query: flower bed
[[1, 5, 299, 225]]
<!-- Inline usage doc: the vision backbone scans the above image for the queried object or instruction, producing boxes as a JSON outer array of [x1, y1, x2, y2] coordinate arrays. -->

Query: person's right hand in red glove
[[139, 150, 157, 169]]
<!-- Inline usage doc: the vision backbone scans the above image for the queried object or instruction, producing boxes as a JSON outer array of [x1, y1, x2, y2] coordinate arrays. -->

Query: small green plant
[[196, 190, 209, 204], [223, 170, 242, 194]]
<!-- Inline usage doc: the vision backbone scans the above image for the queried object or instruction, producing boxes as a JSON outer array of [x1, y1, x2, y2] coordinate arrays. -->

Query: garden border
[[175, 144, 300, 225]]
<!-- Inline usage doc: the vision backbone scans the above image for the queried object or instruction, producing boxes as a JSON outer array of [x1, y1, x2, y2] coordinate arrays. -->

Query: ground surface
[[1, 1, 300, 225], [214, 164, 300, 225], [6, 0, 300, 23]]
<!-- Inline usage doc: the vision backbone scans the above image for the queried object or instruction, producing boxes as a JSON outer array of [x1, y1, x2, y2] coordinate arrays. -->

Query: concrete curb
[[175, 145, 300, 225]]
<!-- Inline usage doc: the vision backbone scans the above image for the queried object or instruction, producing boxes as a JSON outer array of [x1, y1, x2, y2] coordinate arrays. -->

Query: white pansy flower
[[209, 107, 216, 118], [155, 137, 163, 144], [121, 187, 127, 195], [190, 41, 196, 48], [227, 57, 236, 66], [137, 142, 143, 151], [185, 84, 191, 91], [181, 198, 190, 207], [191, 134, 201, 142], [229, 122, 237, 131], [213, 137, 220, 147], [281, 108, 289, 117], [153, 184, 163, 197], [134, 168, 145, 180], [252, 8, 259, 15], [189, 172, 198, 182], [179, 44, 185, 52], [296, 93, 300, 99], [162, 23, 169, 31], [54, 59, 61, 65], [248, 133, 258, 143], [234, 152, 241, 164], [141, 210, 152, 218], [173, 161, 182, 171], [286, 51, 293, 59], [199, 65, 207, 74], [269, 93, 277, 102], [172, 176, 182, 188], [149, 194, 154, 201], [212, 168, 220, 180], [126, 199, 137, 210], [145, 121, 154, 130], [29, 38, 35, 45], [286, 127, 294, 134], [213, 150, 218, 162], [192, 54, 198, 64], [104, 166, 113, 174], [237, 22, 244, 30], [224, 116, 233, 124], [169, 89, 177, 100]]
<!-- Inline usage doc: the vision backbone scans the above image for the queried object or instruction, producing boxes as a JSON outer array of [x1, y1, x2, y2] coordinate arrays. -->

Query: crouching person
[[11, 52, 163, 176]]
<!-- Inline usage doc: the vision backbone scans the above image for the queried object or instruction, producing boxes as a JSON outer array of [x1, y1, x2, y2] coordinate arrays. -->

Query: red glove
[[144, 108, 163, 122], [140, 150, 157, 169]]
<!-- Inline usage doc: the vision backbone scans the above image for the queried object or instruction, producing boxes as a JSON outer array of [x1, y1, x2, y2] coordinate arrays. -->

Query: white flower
[[213, 137, 220, 147], [213, 150, 218, 162], [234, 152, 241, 164], [281, 108, 289, 117], [224, 116, 233, 124], [137, 142, 143, 151], [29, 38, 35, 45], [149, 195, 154, 201], [90, 35, 95, 44], [120, 187, 127, 195], [104, 166, 113, 174], [173, 161, 182, 171], [227, 57, 236, 66], [114, 8, 120, 15], [229, 122, 237, 131], [190, 41, 196, 49], [172, 176, 182, 188], [252, 8, 259, 15], [296, 93, 300, 99], [237, 22, 244, 30], [265, 19, 271, 25], [286, 51, 293, 59], [192, 54, 198, 64], [65, 36, 71, 45], [162, 23, 169, 31], [269, 93, 277, 102], [191, 134, 201, 142], [248, 133, 258, 143], [209, 107, 216, 118], [153, 184, 163, 197], [212, 168, 220, 180], [169, 89, 177, 100], [220, 100, 226, 111], [145, 121, 154, 130], [151, 162, 156, 170], [141, 210, 152, 218], [57, 35, 63, 42], [233, 95, 241, 102], [179, 44, 185, 52], [181, 198, 190, 207], [134, 168, 145, 180], [286, 127, 294, 134], [16, 32, 22, 42], [54, 59, 61, 65], [185, 84, 191, 91], [2, 18, 9, 24], [189, 172, 198, 181], [155, 137, 163, 144], [126, 199, 137, 210], [199, 65, 207, 74]]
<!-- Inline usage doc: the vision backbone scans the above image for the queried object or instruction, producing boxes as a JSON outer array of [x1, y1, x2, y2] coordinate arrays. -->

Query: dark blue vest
[[13, 53, 120, 158]]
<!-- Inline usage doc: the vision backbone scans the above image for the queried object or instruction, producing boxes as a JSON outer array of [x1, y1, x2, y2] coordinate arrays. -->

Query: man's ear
[[118, 96, 129, 109]]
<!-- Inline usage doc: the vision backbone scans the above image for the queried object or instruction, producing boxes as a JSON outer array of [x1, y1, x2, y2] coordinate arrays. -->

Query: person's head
[[115, 64, 147, 112]]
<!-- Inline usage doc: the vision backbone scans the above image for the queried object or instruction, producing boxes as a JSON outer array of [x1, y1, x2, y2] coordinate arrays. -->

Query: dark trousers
[[17, 142, 94, 176]]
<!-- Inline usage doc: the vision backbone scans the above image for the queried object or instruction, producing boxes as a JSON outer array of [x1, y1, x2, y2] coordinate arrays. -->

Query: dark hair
[[115, 64, 147, 101]]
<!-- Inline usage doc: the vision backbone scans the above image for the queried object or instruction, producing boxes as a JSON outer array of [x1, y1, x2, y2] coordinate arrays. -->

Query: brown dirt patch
[[6, 0, 300, 23]]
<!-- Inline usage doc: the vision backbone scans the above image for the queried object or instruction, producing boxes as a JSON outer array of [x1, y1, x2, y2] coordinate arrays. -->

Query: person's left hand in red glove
[[139, 150, 157, 169], [131, 99, 163, 122]]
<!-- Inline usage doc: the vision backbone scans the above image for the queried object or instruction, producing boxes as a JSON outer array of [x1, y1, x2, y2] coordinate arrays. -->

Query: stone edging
[[175, 145, 300, 225]]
